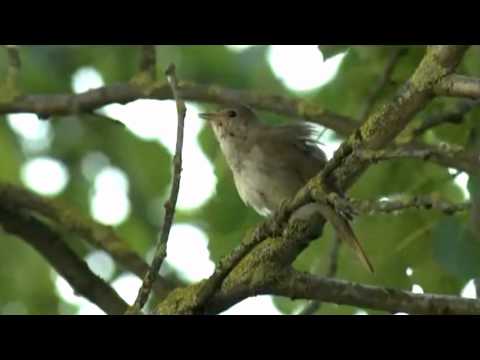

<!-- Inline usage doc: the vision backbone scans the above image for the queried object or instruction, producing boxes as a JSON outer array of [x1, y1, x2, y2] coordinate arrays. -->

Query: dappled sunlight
[[90, 166, 131, 226], [225, 45, 254, 53], [102, 101, 217, 211], [221, 295, 282, 315], [267, 45, 346, 92], [164, 224, 215, 283], [354, 310, 368, 315], [461, 279, 477, 299], [21, 157, 69, 196], [7, 113, 53, 153], [412, 284, 424, 294], [448, 168, 470, 200], [85, 250, 116, 281], [112, 273, 143, 305], [72, 66, 105, 93]]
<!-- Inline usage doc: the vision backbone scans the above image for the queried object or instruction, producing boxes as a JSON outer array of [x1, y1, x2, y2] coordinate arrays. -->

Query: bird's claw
[[326, 193, 357, 221]]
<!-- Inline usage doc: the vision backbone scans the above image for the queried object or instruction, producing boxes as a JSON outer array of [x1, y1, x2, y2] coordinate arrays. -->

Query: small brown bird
[[199, 104, 373, 273]]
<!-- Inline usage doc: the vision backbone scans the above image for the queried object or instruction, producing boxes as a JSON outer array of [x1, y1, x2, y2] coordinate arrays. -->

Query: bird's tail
[[316, 203, 374, 273]]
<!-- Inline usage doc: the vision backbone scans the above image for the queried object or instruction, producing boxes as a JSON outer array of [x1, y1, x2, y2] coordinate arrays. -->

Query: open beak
[[199, 112, 222, 122]]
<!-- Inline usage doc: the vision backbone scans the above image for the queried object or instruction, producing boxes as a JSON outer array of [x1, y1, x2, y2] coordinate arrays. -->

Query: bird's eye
[[227, 110, 237, 118]]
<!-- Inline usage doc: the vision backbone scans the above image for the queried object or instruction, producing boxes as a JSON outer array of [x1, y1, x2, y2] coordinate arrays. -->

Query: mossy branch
[[156, 46, 470, 315], [0, 206, 128, 315], [0, 183, 175, 299]]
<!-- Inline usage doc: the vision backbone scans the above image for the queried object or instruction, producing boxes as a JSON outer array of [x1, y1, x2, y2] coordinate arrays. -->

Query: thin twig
[[3, 45, 21, 85], [358, 48, 407, 121], [139, 45, 157, 80], [349, 195, 470, 216], [356, 142, 480, 175], [0, 206, 129, 315], [412, 99, 480, 137], [299, 235, 341, 315], [128, 63, 186, 313]]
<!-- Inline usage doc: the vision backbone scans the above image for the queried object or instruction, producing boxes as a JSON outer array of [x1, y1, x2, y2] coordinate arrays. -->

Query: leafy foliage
[[0, 45, 477, 314]]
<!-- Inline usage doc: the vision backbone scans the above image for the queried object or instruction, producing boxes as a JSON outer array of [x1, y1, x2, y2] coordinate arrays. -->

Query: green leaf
[[432, 217, 480, 281]]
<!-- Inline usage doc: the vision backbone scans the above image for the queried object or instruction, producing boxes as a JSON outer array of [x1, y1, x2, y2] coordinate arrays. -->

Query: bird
[[199, 104, 374, 273]]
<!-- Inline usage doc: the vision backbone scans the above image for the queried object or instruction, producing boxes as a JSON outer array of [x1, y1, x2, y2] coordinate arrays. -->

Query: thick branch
[[270, 270, 480, 315], [0, 183, 175, 298], [0, 82, 357, 136], [157, 45, 469, 315], [435, 74, 480, 99], [0, 207, 128, 315]]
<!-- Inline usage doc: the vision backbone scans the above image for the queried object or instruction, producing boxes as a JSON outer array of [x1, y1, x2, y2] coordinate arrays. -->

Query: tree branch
[[349, 195, 469, 215], [412, 99, 480, 137], [269, 270, 480, 315], [358, 47, 407, 121], [358, 142, 480, 175], [129, 64, 186, 313], [0, 82, 358, 136], [156, 45, 470, 315], [435, 74, 480, 99], [3, 45, 21, 85], [138, 45, 157, 81], [0, 183, 175, 299], [0, 206, 128, 315]]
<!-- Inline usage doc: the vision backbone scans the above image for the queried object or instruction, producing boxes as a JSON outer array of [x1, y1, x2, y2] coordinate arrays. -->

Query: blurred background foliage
[[0, 45, 478, 315]]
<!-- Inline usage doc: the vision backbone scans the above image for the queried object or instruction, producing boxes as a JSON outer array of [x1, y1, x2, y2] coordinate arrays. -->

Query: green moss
[[297, 100, 327, 119], [156, 281, 205, 314]]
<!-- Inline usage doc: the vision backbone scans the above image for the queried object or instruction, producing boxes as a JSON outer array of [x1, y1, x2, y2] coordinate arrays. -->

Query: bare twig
[[139, 45, 157, 80], [0, 206, 129, 315], [129, 64, 186, 313], [3, 45, 21, 85], [357, 142, 480, 175], [350, 195, 469, 215], [359, 48, 407, 121], [435, 74, 480, 99], [412, 99, 480, 137]]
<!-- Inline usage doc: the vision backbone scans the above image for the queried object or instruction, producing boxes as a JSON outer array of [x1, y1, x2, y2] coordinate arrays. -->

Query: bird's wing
[[251, 122, 327, 182]]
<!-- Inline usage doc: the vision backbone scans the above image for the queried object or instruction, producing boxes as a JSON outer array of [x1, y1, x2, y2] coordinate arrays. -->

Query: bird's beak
[[199, 112, 222, 122]]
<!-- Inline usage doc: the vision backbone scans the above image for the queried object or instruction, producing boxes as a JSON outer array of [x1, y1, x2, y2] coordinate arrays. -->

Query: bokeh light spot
[[90, 166, 131, 226], [21, 157, 69, 196], [72, 66, 105, 93], [165, 224, 215, 283], [267, 45, 346, 92]]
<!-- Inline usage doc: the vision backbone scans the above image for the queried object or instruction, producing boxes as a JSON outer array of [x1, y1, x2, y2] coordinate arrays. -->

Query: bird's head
[[199, 104, 259, 141]]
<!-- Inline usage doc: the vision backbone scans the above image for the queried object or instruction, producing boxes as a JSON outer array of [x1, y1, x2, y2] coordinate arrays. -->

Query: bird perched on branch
[[199, 104, 373, 273]]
